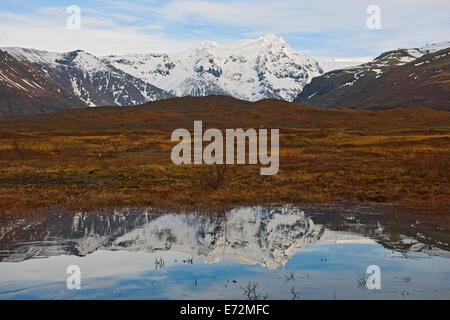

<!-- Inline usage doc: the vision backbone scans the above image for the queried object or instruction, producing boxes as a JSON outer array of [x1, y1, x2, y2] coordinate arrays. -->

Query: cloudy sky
[[0, 0, 448, 58]]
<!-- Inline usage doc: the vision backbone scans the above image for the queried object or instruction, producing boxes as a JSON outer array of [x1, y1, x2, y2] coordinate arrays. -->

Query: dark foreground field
[[0, 96, 449, 214]]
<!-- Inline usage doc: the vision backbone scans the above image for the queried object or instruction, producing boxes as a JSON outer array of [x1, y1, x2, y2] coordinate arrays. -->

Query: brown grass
[[0, 96, 449, 214]]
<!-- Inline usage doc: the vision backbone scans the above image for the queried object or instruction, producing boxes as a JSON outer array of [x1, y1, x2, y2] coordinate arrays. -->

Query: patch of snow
[[307, 91, 318, 99]]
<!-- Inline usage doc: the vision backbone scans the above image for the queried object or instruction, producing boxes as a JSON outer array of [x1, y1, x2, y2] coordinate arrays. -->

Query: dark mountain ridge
[[2, 48, 174, 111], [295, 46, 450, 111], [0, 50, 85, 116]]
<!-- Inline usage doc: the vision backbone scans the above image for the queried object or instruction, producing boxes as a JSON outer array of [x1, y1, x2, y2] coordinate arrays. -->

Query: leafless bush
[[290, 286, 300, 300], [284, 272, 296, 283], [356, 272, 368, 291], [52, 142, 63, 155], [154, 256, 165, 270], [190, 164, 227, 190], [182, 257, 193, 264], [240, 281, 268, 300]]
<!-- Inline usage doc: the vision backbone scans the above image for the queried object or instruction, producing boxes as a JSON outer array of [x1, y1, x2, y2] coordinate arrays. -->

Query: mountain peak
[[260, 33, 283, 42], [3, 34, 323, 106], [102, 34, 322, 101], [190, 40, 219, 51], [255, 33, 286, 46]]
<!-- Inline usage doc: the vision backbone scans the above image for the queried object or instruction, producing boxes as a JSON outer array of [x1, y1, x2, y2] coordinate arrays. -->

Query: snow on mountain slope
[[103, 34, 324, 102], [418, 41, 450, 54], [0, 50, 85, 115], [377, 41, 450, 66], [295, 42, 450, 110], [301, 41, 450, 98], [3, 47, 173, 107], [5, 39, 447, 108], [313, 42, 450, 85], [3, 47, 63, 68]]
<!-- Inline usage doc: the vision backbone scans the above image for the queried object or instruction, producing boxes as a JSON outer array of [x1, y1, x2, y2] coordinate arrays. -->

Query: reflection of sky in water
[[1, 242, 449, 300], [1, 205, 449, 300]]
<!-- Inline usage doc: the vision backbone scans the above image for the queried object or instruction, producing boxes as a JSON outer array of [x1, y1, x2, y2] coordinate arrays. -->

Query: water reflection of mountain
[[0, 204, 448, 267], [110, 207, 325, 269]]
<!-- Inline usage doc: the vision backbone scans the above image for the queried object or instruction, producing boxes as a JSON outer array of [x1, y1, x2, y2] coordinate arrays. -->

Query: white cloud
[[0, 9, 191, 55], [0, 0, 448, 57], [156, 0, 450, 55], [158, 0, 449, 32], [0, 25, 191, 55], [142, 24, 166, 31]]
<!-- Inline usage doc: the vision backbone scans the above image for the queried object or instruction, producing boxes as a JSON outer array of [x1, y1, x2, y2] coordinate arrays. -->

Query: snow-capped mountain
[[314, 41, 450, 90], [3, 47, 173, 107], [103, 34, 324, 102], [295, 41, 450, 110], [3, 38, 448, 114], [0, 50, 84, 115], [2, 35, 325, 106]]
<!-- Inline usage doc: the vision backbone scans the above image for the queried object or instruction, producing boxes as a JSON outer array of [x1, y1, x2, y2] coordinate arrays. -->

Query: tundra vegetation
[[0, 96, 448, 215]]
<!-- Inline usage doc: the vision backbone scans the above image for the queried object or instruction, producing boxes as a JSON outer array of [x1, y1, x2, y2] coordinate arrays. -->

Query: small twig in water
[[290, 286, 300, 300], [154, 256, 165, 270]]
